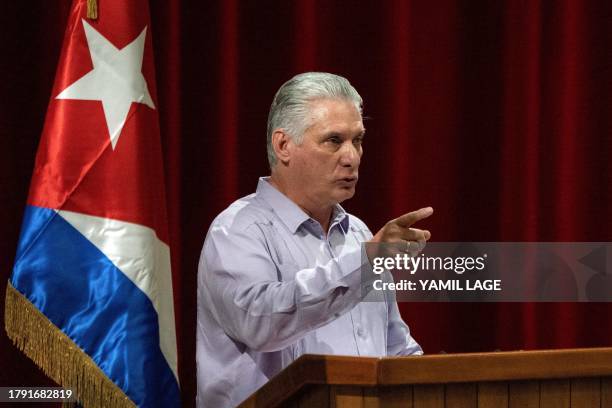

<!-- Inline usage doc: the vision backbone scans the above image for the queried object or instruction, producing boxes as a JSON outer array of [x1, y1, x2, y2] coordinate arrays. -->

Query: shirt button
[[357, 327, 364, 337]]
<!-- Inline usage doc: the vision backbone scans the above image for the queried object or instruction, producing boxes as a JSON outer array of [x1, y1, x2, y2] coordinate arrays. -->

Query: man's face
[[287, 98, 365, 207]]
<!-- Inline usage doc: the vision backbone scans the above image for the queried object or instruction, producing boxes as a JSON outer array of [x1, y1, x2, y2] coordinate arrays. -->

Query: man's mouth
[[339, 176, 358, 184]]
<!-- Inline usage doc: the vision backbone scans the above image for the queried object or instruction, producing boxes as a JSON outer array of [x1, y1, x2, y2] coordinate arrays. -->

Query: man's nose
[[339, 143, 360, 167]]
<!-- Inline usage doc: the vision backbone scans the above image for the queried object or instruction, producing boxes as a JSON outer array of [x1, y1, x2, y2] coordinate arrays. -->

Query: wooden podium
[[238, 348, 612, 407]]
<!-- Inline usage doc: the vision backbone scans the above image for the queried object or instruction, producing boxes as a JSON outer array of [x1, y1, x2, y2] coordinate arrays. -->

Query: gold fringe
[[87, 0, 98, 20], [4, 281, 135, 408]]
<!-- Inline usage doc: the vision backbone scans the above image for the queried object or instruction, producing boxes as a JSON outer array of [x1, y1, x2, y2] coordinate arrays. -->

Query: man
[[197, 72, 433, 407]]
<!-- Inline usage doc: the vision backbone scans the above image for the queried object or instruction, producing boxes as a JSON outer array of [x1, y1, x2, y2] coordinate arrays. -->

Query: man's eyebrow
[[321, 130, 365, 139], [353, 129, 366, 139], [322, 131, 342, 138]]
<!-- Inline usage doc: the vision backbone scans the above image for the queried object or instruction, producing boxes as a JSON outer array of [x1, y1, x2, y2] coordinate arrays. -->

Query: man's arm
[[198, 221, 372, 353], [366, 207, 433, 356], [199, 206, 432, 354]]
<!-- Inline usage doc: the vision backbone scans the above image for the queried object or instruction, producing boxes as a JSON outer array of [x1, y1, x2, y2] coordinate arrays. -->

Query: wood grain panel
[[477, 382, 508, 408], [238, 349, 612, 408], [375, 386, 413, 408], [445, 383, 477, 407], [509, 381, 539, 408], [413, 384, 444, 408], [570, 378, 600, 408], [279, 396, 299, 408], [238, 355, 377, 408], [297, 385, 329, 408], [540, 379, 570, 408], [331, 385, 363, 408], [379, 348, 612, 385], [602, 377, 611, 408], [362, 387, 380, 408]]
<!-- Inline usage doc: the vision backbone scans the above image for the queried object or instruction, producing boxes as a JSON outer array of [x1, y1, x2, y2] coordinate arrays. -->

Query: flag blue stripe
[[11, 205, 180, 407]]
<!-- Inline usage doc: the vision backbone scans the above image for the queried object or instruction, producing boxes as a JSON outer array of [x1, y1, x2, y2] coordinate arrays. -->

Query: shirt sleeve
[[385, 274, 423, 356], [198, 220, 376, 353]]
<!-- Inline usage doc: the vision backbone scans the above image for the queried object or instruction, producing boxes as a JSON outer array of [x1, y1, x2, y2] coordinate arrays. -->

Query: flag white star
[[56, 19, 155, 149]]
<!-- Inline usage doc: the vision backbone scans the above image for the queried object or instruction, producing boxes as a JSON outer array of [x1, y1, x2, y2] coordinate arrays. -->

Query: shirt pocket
[[259, 222, 301, 280]]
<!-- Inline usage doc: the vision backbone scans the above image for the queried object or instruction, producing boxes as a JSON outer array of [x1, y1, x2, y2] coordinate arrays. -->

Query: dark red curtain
[[1, 1, 611, 406]]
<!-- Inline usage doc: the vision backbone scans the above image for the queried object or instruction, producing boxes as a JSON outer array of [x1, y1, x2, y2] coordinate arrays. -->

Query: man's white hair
[[266, 72, 363, 168]]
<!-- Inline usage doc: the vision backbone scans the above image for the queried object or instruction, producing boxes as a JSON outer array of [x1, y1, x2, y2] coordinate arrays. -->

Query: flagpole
[[87, 0, 97, 20]]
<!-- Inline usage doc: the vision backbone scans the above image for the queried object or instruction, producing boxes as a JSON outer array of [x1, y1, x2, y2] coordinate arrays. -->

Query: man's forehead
[[307, 98, 364, 130]]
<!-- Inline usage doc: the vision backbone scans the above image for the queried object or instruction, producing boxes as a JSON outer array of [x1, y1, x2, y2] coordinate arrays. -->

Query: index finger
[[394, 207, 434, 228]]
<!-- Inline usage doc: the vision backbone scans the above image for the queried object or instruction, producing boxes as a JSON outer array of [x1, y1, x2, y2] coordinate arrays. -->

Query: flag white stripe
[[57, 209, 179, 382]]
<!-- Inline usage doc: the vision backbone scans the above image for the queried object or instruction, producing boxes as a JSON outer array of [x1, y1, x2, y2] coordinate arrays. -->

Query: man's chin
[[334, 187, 356, 203]]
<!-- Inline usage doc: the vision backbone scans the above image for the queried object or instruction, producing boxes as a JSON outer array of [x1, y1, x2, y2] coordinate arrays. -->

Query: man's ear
[[272, 130, 292, 165]]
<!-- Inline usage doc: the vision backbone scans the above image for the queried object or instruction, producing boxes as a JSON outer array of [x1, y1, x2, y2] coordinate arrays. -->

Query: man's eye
[[353, 138, 363, 146], [328, 137, 342, 144]]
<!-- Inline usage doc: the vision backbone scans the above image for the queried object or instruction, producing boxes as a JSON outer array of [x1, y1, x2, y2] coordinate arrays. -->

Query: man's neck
[[268, 173, 333, 233]]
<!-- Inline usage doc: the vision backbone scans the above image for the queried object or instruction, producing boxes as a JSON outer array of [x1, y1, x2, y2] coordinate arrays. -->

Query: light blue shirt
[[196, 177, 422, 407]]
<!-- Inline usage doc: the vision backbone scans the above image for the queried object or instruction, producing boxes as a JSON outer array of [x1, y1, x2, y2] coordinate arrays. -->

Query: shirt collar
[[256, 177, 349, 235], [330, 204, 350, 233]]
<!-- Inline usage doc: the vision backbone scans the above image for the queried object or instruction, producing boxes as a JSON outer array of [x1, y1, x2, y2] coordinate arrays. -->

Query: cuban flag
[[4, 1, 180, 406]]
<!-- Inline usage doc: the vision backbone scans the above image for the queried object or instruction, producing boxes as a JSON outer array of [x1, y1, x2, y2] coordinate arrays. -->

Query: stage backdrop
[[1, 1, 610, 406]]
